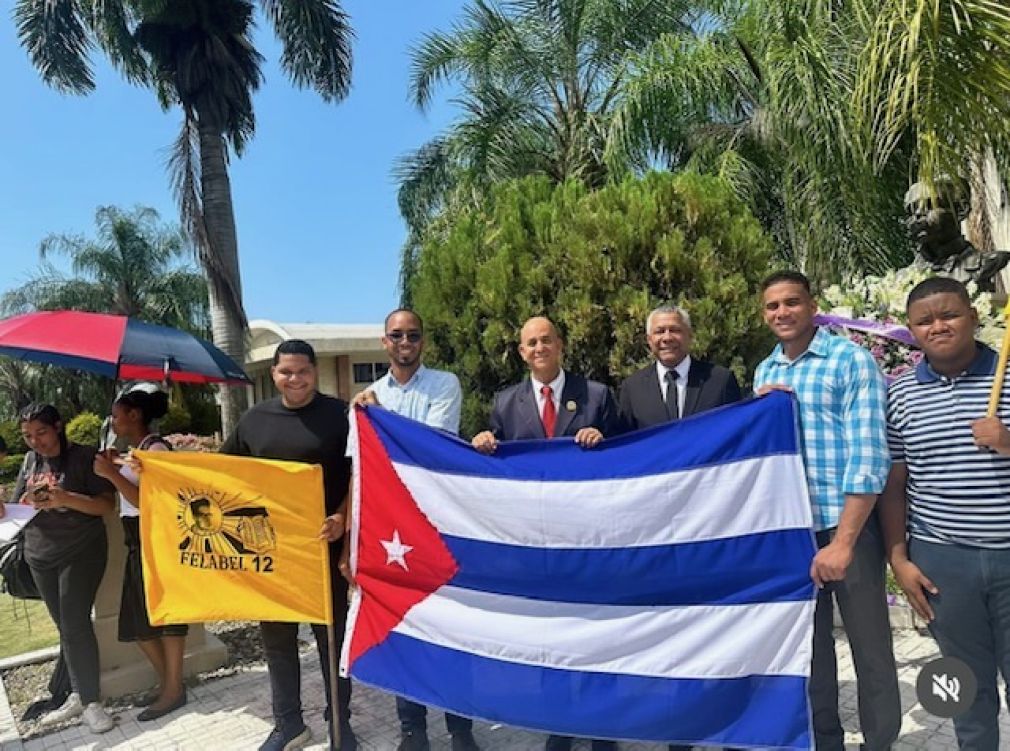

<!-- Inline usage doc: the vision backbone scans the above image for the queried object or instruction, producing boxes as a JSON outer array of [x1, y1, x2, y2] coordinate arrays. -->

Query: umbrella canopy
[[0, 311, 251, 385]]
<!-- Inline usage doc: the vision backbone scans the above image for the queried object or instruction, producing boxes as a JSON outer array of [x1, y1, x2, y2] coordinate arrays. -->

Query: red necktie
[[541, 385, 556, 438]]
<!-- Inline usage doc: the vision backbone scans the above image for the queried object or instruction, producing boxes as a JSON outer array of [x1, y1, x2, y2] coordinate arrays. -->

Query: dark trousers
[[261, 550, 351, 733], [911, 538, 1010, 751], [30, 530, 107, 704], [397, 696, 472, 736], [810, 516, 900, 751]]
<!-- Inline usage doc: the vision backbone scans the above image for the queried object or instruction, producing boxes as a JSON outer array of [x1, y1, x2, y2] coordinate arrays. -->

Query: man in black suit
[[472, 315, 621, 751], [618, 305, 742, 751], [619, 305, 741, 430]]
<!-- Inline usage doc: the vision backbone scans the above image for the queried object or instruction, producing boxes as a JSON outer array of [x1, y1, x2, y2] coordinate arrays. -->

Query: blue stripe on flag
[[444, 528, 816, 605], [352, 632, 812, 749], [365, 391, 798, 481]]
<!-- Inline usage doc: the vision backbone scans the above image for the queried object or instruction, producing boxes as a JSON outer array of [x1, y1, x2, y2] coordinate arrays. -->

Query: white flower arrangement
[[820, 264, 1005, 378]]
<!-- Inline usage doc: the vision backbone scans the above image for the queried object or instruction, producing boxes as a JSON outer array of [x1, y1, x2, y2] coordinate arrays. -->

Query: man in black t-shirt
[[221, 340, 354, 751]]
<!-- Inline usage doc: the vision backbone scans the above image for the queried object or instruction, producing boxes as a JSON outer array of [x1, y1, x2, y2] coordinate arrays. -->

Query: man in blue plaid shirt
[[754, 271, 899, 751]]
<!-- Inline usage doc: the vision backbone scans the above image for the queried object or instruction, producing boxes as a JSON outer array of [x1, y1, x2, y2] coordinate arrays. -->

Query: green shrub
[[0, 421, 27, 454], [0, 453, 25, 482], [186, 398, 221, 436], [65, 412, 103, 447], [411, 171, 775, 436], [159, 404, 192, 435]]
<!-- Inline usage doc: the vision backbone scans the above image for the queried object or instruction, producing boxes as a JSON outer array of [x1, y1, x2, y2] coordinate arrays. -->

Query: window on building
[[353, 363, 373, 383], [353, 362, 392, 383]]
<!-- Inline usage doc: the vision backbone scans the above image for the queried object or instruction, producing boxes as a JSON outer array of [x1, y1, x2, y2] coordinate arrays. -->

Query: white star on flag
[[380, 530, 414, 571]]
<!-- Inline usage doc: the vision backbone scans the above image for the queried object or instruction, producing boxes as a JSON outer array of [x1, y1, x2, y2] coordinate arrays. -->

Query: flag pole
[[328, 622, 341, 750], [987, 298, 1010, 417]]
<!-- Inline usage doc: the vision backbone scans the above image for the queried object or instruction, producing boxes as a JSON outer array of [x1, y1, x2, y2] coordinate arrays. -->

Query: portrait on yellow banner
[[137, 450, 332, 625]]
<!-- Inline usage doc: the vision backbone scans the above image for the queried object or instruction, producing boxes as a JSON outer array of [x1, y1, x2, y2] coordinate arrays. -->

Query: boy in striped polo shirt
[[881, 276, 1010, 750]]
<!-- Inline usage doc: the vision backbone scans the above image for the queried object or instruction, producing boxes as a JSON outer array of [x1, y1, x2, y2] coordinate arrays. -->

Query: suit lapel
[[647, 367, 668, 423], [517, 380, 546, 438], [555, 373, 585, 437], [683, 361, 702, 418]]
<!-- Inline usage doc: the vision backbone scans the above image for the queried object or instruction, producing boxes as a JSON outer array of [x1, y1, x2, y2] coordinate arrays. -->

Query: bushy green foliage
[[65, 412, 103, 447], [186, 397, 221, 436], [0, 421, 28, 454], [411, 171, 776, 436], [0, 453, 25, 482], [159, 404, 192, 435]]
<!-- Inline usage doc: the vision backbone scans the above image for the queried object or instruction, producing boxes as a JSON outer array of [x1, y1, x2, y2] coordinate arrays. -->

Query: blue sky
[[1, 0, 465, 325]]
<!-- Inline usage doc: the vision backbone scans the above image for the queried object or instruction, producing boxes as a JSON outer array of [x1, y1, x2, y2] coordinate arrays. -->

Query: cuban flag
[[341, 391, 816, 749]]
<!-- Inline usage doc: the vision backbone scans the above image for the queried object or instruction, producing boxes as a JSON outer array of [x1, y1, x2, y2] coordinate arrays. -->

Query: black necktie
[[665, 370, 680, 420]]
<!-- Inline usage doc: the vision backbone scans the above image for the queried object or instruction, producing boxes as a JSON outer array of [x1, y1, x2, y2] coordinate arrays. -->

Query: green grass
[[0, 592, 59, 659]]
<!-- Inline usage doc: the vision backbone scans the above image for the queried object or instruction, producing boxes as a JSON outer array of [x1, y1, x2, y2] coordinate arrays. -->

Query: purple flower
[[886, 594, 898, 606]]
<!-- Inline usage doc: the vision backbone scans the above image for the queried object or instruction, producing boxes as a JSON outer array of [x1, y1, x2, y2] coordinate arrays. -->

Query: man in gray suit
[[618, 304, 741, 431], [472, 315, 621, 751]]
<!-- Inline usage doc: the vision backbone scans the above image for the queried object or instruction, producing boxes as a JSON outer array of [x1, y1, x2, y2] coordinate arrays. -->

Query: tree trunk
[[198, 123, 248, 437]]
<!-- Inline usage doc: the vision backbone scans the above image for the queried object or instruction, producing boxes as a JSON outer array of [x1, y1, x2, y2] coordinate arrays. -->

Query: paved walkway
[[1, 625, 1001, 750]]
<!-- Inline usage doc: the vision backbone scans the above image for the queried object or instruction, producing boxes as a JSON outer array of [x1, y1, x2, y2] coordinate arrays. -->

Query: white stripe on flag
[[394, 454, 811, 548], [393, 585, 814, 679]]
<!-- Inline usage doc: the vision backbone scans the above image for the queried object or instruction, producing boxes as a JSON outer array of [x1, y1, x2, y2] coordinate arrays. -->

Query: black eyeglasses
[[386, 331, 422, 342]]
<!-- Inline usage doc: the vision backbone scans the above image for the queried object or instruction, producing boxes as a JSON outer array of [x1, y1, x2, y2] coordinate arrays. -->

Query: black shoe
[[258, 723, 311, 751], [451, 729, 481, 751], [137, 693, 187, 722], [590, 742, 618, 751], [397, 730, 431, 751]]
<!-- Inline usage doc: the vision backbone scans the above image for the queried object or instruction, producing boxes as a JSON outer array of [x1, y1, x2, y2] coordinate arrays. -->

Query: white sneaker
[[83, 702, 114, 734], [40, 692, 82, 725]]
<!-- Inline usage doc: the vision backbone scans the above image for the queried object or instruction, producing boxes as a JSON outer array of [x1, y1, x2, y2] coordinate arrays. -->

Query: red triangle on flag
[[347, 408, 460, 665]]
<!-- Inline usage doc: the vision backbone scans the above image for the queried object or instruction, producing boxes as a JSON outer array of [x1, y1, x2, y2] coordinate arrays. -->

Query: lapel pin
[[565, 400, 577, 412]]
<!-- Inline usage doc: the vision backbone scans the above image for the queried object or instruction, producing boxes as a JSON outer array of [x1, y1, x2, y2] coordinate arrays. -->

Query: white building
[[245, 320, 388, 404]]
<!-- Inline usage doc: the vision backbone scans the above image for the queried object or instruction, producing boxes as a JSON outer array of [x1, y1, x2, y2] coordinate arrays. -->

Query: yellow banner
[[138, 450, 332, 625]]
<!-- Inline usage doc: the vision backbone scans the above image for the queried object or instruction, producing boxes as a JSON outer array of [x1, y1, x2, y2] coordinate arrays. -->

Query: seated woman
[[93, 387, 189, 721], [6, 403, 116, 733]]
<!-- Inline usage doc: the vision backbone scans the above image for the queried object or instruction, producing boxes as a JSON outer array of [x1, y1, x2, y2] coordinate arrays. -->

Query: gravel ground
[[1, 621, 313, 740]]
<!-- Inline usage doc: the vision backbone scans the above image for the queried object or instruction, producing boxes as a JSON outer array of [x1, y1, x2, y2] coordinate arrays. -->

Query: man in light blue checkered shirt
[[754, 271, 899, 751]]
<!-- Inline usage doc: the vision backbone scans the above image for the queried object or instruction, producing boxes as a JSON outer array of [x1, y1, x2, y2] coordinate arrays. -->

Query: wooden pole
[[987, 302, 1010, 416]]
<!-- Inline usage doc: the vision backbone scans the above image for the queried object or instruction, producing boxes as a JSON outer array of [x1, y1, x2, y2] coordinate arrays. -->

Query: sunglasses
[[386, 331, 422, 343]]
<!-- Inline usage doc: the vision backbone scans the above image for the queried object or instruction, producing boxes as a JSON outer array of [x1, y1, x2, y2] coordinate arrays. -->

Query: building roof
[[247, 319, 385, 365]]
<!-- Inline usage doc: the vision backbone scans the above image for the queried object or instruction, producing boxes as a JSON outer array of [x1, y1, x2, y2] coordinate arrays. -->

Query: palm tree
[[396, 0, 695, 299], [15, 0, 353, 433], [1, 205, 208, 417], [3, 205, 208, 328], [612, 0, 1010, 284]]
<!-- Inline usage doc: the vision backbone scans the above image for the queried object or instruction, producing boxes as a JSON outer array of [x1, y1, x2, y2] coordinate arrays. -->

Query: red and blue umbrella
[[0, 311, 250, 384]]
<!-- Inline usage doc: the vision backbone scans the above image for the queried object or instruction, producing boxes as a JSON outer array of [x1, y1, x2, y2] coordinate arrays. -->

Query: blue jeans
[[910, 538, 1010, 751], [397, 696, 472, 735]]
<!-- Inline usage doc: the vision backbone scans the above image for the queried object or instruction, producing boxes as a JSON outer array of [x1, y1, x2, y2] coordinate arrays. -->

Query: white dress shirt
[[531, 369, 566, 418], [656, 356, 692, 417]]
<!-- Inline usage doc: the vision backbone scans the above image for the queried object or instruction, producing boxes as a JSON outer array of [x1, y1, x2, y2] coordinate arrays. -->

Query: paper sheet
[[0, 504, 37, 542]]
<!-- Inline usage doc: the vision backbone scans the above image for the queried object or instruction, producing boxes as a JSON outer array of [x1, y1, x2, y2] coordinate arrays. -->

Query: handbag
[[0, 531, 40, 600]]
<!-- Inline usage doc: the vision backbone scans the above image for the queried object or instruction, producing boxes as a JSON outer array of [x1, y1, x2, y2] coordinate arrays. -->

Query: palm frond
[[260, 0, 353, 103], [15, 0, 96, 94]]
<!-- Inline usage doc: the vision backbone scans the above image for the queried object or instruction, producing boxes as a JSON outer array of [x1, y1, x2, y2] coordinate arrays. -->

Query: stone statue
[[904, 177, 1010, 292]]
